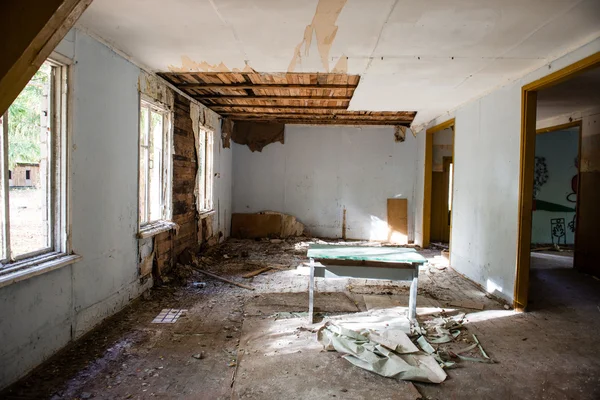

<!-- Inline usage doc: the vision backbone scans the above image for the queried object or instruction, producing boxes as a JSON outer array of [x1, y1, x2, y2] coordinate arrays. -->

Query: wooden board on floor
[[387, 198, 408, 244]]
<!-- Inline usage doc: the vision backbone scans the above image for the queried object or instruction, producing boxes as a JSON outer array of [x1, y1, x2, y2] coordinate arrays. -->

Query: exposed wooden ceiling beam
[[195, 95, 352, 101], [211, 105, 348, 111], [224, 113, 414, 121], [179, 83, 358, 90], [221, 111, 414, 118], [230, 118, 411, 126]]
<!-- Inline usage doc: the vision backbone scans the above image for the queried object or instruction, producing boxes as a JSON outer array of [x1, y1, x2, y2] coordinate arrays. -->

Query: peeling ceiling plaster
[[76, 0, 600, 128]]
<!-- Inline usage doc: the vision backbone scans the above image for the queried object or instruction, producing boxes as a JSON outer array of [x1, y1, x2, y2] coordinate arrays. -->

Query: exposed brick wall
[[155, 92, 198, 273]]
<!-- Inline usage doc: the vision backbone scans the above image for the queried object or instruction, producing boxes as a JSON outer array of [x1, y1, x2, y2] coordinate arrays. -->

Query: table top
[[307, 244, 427, 264]]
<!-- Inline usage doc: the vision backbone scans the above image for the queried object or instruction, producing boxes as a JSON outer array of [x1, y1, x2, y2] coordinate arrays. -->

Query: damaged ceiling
[[159, 72, 416, 125], [77, 0, 600, 128]]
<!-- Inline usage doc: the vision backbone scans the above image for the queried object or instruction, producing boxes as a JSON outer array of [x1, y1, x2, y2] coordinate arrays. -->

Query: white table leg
[[308, 257, 315, 324], [408, 264, 418, 321]]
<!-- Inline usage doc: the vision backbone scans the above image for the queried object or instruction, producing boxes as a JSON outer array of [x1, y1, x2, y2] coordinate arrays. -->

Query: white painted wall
[[436, 38, 600, 302], [0, 29, 233, 389], [233, 125, 418, 241], [0, 30, 145, 389]]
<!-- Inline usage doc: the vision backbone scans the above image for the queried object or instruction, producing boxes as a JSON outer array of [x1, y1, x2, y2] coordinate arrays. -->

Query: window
[[138, 98, 172, 230], [0, 58, 74, 270], [197, 128, 213, 212]]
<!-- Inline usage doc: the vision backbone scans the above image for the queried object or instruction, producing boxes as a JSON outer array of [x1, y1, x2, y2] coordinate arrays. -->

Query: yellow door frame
[[514, 52, 600, 311], [423, 118, 455, 249]]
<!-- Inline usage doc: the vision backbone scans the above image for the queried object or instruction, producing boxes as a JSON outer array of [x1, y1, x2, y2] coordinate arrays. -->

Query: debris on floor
[[242, 266, 272, 278], [151, 308, 187, 323], [448, 300, 485, 310], [188, 263, 255, 290], [314, 306, 495, 383], [317, 322, 447, 383]]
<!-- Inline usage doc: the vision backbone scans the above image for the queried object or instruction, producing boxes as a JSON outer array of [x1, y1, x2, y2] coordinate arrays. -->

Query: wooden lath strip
[[228, 118, 411, 126], [177, 83, 358, 90], [221, 110, 415, 117], [193, 95, 353, 101], [222, 112, 414, 120], [211, 105, 348, 111]]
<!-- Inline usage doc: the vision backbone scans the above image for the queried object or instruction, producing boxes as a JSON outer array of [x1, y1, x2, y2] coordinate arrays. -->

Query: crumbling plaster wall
[[232, 125, 418, 241], [0, 29, 234, 390], [413, 37, 600, 303], [0, 30, 146, 389]]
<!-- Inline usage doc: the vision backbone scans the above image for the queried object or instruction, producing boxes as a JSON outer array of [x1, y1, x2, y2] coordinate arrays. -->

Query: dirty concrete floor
[[1, 239, 599, 400]]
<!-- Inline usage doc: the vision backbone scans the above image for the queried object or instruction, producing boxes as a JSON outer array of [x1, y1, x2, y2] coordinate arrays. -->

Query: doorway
[[423, 119, 455, 253], [514, 52, 600, 311]]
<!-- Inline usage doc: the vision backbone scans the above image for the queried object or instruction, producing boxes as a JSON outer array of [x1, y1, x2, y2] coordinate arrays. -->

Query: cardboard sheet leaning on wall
[[232, 121, 285, 152]]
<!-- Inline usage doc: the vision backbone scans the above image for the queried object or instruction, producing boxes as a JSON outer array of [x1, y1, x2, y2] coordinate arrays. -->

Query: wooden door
[[431, 157, 452, 243]]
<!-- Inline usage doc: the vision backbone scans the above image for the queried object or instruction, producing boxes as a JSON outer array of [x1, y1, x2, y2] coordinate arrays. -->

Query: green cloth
[[307, 244, 427, 264]]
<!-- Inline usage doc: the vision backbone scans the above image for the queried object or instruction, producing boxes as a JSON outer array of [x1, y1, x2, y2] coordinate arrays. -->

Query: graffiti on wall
[[551, 218, 567, 245], [532, 131, 578, 245], [567, 157, 578, 233], [533, 156, 549, 199]]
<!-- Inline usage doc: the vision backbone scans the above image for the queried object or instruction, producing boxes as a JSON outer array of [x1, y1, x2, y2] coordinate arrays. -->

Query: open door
[[431, 156, 452, 243], [423, 119, 455, 249]]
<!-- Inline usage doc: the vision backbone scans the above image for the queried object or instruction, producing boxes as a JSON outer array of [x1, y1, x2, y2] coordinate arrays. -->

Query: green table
[[306, 244, 427, 322]]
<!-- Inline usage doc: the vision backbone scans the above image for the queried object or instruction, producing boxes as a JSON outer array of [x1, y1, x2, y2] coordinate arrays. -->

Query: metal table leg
[[408, 263, 419, 321], [308, 257, 315, 324]]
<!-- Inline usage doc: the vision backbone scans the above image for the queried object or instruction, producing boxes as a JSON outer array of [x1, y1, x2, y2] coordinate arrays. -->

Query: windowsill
[[138, 220, 178, 239], [199, 210, 215, 219], [0, 252, 82, 289]]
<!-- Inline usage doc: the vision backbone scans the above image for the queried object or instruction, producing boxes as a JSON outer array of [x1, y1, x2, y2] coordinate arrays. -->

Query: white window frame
[[0, 54, 79, 288], [197, 128, 213, 214], [138, 96, 174, 238]]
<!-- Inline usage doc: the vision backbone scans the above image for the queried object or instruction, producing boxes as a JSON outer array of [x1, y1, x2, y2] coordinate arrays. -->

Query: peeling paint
[[288, 0, 348, 72], [168, 55, 255, 73], [394, 125, 407, 142], [138, 71, 174, 109], [332, 54, 348, 73]]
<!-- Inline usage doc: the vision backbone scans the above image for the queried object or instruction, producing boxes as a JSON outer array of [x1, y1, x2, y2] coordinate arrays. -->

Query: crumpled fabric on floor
[[317, 322, 447, 383]]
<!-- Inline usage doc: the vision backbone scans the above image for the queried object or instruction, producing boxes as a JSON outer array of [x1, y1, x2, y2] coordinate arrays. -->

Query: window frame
[[197, 127, 214, 214], [138, 95, 173, 236], [0, 53, 78, 279]]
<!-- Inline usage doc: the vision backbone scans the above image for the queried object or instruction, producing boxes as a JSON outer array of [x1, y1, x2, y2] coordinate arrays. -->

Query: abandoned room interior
[[1, 1, 599, 399]]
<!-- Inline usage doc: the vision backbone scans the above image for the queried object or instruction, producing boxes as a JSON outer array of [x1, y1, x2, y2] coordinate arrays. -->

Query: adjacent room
[[1, 1, 599, 399]]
